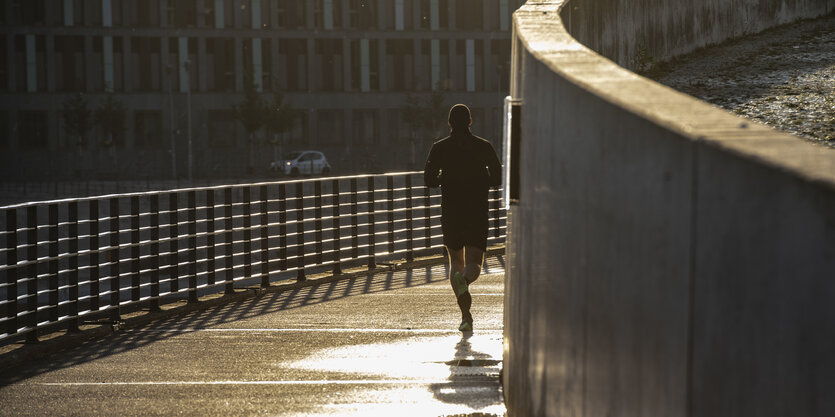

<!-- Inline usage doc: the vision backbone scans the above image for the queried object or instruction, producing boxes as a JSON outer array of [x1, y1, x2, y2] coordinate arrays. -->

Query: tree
[[94, 93, 126, 148], [403, 87, 447, 168], [263, 86, 298, 164], [233, 77, 267, 173], [62, 93, 93, 150]]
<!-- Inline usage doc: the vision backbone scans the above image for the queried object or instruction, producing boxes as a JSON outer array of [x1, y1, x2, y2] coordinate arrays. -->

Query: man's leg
[[447, 246, 472, 328], [462, 245, 485, 284]]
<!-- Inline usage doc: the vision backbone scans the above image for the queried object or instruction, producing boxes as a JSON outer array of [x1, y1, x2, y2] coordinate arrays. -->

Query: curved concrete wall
[[503, 1, 835, 416]]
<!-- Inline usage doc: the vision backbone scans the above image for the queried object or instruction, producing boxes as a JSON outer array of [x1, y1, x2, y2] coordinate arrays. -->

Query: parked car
[[270, 150, 331, 176]]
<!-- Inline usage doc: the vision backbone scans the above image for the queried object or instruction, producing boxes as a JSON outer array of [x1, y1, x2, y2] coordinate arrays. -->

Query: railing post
[[109, 197, 120, 322], [260, 185, 270, 288], [5, 209, 18, 337], [89, 200, 100, 312], [47, 204, 59, 324], [423, 183, 431, 248], [130, 196, 140, 303], [314, 181, 324, 265], [67, 202, 80, 331], [25, 206, 37, 343], [386, 176, 395, 255], [493, 187, 501, 239], [149, 194, 161, 311], [224, 187, 234, 295], [295, 182, 306, 282], [243, 187, 252, 282], [278, 184, 287, 272], [332, 179, 342, 275], [405, 175, 414, 262], [206, 189, 216, 287], [350, 178, 359, 260], [169, 193, 180, 294], [367, 177, 376, 269], [187, 191, 198, 304]]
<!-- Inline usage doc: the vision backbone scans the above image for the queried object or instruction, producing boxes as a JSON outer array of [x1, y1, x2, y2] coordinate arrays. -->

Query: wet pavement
[[648, 13, 835, 149], [0, 256, 506, 416]]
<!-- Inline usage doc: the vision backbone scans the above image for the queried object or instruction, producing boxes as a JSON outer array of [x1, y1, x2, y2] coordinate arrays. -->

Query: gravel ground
[[646, 13, 835, 149]]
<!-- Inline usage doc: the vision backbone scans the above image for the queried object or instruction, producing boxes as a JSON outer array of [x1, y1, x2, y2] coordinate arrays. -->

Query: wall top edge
[[512, 0, 835, 189]]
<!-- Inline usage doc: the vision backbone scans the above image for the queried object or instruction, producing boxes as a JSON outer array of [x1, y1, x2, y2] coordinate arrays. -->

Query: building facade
[[0, 0, 521, 181]]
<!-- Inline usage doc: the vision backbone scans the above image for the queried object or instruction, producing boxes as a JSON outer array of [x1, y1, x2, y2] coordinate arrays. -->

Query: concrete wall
[[503, 1, 835, 416]]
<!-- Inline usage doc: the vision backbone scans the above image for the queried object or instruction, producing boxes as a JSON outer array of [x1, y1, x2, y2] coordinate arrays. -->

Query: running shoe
[[459, 320, 473, 332], [453, 271, 469, 296]]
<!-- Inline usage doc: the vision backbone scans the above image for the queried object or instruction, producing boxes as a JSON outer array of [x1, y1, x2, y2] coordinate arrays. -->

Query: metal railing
[[0, 172, 506, 345]]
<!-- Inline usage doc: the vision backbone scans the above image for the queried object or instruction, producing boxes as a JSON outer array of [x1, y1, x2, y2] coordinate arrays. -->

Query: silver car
[[270, 150, 331, 176]]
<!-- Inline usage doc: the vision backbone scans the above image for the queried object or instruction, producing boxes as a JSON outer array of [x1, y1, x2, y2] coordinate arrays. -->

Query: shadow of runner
[[429, 333, 504, 413], [0, 256, 504, 386]]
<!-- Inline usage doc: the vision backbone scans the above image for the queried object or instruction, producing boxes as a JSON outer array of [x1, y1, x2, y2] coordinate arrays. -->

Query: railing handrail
[[0, 172, 424, 210]]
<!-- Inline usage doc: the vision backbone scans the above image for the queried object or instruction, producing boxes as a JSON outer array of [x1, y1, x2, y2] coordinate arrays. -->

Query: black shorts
[[441, 210, 488, 251]]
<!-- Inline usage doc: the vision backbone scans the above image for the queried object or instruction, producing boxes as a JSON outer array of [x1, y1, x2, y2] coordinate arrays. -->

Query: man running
[[424, 104, 502, 332]]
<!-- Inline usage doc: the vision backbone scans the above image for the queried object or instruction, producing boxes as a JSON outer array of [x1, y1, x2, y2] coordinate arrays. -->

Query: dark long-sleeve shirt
[[424, 130, 502, 218]]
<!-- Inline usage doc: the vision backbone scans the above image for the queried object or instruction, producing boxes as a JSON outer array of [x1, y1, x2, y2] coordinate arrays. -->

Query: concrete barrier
[[503, 1, 835, 416]]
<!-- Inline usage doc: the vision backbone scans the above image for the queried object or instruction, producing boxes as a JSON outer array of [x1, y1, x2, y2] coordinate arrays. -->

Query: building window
[[352, 109, 378, 145], [18, 111, 48, 150], [456, 0, 482, 30], [127, 0, 159, 27], [207, 38, 235, 92], [240, 0, 251, 28], [130, 37, 161, 91], [278, 39, 308, 92], [386, 40, 413, 91], [0, 36, 7, 92], [55, 36, 85, 92], [223, 0, 235, 28], [207, 109, 236, 148], [349, 0, 377, 29], [491, 39, 510, 92], [314, 39, 343, 91], [277, 1, 305, 29], [316, 110, 344, 144], [17, 0, 46, 25], [134, 111, 162, 148], [169, 0, 196, 27]]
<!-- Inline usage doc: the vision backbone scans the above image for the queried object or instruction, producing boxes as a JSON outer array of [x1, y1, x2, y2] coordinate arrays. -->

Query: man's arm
[[424, 144, 442, 188], [485, 142, 502, 188]]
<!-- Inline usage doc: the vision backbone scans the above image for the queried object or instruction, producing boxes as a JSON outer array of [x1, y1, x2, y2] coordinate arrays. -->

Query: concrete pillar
[[214, 0, 224, 28], [45, 35, 55, 92], [197, 37, 207, 92], [102, 0, 112, 27], [251, 0, 261, 29], [430, 39, 440, 90], [500, 0, 509, 31], [103, 36, 114, 91], [178, 37, 189, 93], [234, 37, 243, 92], [63, 0, 74, 26], [341, 0, 350, 29], [430, 0, 439, 30], [343, 38, 351, 92], [122, 36, 131, 92], [413, 39, 422, 90], [466, 39, 475, 92], [360, 39, 370, 92], [395, 0, 404, 30], [323, 0, 333, 29], [160, 36, 170, 91], [253, 38, 263, 91], [25, 35, 36, 92]]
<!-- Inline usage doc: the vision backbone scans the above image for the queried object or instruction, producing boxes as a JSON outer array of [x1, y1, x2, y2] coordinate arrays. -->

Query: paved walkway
[[0, 256, 507, 416]]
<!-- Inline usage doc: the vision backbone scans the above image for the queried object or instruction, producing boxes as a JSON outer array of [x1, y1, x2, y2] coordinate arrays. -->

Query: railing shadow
[[0, 255, 504, 386]]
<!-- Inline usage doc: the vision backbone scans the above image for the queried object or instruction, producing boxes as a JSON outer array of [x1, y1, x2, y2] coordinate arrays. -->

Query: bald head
[[448, 104, 472, 129]]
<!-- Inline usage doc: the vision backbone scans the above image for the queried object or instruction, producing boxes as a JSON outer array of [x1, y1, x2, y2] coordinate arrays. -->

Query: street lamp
[[183, 59, 193, 183]]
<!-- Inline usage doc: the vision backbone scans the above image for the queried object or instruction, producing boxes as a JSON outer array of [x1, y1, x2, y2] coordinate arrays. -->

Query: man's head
[[448, 104, 472, 129]]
